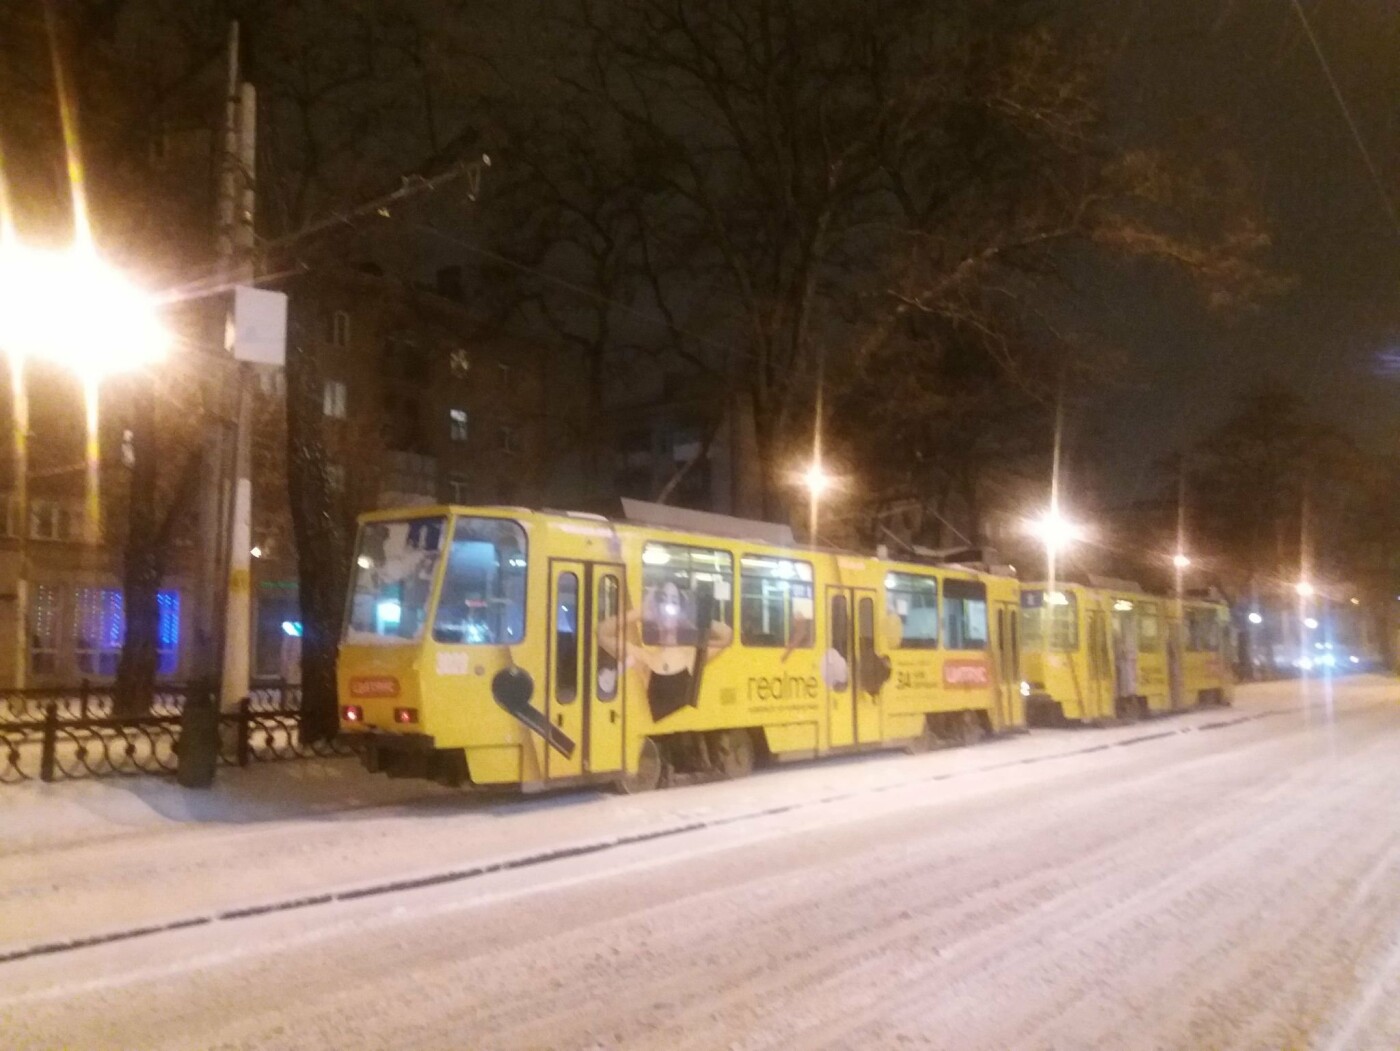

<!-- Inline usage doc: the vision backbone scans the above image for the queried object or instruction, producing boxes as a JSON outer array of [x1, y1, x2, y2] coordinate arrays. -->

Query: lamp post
[[801, 461, 832, 546], [0, 240, 168, 688]]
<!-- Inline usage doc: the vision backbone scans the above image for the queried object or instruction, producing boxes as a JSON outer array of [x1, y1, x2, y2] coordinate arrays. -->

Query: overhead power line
[[1288, 0, 1400, 239]]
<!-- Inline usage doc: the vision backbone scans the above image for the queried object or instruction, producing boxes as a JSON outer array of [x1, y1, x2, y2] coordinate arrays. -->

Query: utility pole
[[200, 20, 260, 708], [219, 31, 259, 710]]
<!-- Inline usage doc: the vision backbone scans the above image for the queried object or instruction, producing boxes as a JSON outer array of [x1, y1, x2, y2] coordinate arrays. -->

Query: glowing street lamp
[[801, 461, 833, 500], [1295, 580, 1315, 599], [1172, 552, 1191, 570], [0, 238, 169, 689], [1026, 506, 1085, 555]]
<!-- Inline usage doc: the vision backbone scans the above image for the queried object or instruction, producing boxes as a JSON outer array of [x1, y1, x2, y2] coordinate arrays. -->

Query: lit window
[[640, 542, 734, 646], [740, 555, 813, 648], [449, 408, 469, 443], [885, 572, 939, 649], [326, 464, 346, 492], [448, 477, 471, 503], [322, 379, 347, 419], [942, 579, 989, 650], [74, 588, 124, 676], [157, 591, 181, 675], [30, 584, 60, 675]]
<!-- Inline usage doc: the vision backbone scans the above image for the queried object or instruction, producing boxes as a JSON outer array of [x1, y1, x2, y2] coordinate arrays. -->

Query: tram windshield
[[1020, 589, 1079, 650], [345, 517, 446, 644]]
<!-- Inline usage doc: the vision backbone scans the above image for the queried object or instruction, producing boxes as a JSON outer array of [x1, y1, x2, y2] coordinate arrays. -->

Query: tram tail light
[[341, 705, 363, 723], [394, 707, 418, 725]]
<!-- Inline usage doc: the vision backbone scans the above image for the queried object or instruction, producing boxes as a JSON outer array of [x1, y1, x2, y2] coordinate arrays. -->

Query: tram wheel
[[713, 729, 756, 779], [617, 737, 665, 794], [957, 710, 985, 747]]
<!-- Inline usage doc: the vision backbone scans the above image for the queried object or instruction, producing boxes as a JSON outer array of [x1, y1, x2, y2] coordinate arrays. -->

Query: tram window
[[884, 572, 938, 649], [640, 542, 733, 645], [858, 596, 876, 661], [1186, 608, 1221, 652], [345, 517, 445, 643], [1137, 604, 1163, 651], [740, 555, 813, 648], [596, 574, 620, 701], [1021, 590, 1078, 650], [830, 594, 850, 660], [430, 517, 528, 645], [554, 573, 579, 702], [943, 579, 989, 650]]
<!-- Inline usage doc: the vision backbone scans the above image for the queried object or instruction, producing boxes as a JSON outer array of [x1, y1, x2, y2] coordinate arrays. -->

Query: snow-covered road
[[3, 676, 1399, 1049]]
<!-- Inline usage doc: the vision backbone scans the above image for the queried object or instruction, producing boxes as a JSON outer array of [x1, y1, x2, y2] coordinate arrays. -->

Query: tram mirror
[[883, 612, 903, 648]]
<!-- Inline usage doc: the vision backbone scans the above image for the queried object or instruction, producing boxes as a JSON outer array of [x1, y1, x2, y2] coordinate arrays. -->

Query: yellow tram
[[1019, 581, 1233, 725], [336, 504, 1025, 790]]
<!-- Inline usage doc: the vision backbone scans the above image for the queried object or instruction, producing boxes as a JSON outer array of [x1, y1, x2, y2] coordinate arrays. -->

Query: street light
[[1025, 506, 1085, 555], [1295, 580, 1315, 599], [801, 461, 833, 500], [1172, 552, 1191, 570], [0, 239, 169, 689]]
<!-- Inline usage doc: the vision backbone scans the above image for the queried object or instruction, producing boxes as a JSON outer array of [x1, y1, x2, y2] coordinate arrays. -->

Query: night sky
[[1084, 0, 1400, 503]]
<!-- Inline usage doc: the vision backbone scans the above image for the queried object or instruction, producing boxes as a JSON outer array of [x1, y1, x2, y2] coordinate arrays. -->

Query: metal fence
[[0, 682, 355, 784]]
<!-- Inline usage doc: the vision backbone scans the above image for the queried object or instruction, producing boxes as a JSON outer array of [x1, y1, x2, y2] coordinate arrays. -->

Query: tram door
[[1086, 608, 1112, 721], [993, 603, 1021, 728], [825, 587, 886, 748], [546, 561, 626, 779]]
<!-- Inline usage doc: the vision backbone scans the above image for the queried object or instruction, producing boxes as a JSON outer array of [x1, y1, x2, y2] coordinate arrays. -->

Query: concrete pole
[[220, 367, 253, 708], [219, 58, 258, 710], [10, 356, 27, 690]]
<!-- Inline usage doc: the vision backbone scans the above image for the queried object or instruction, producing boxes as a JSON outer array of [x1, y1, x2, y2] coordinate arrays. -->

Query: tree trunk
[[114, 379, 161, 717], [286, 336, 348, 743]]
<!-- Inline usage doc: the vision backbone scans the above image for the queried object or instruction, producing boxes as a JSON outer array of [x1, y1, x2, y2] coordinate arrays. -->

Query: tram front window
[[432, 517, 528, 645], [1021, 589, 1079, 650], [345, 517, 446, 643]]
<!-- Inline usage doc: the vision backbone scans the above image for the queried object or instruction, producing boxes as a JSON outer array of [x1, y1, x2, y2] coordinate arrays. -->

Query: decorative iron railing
[[0, 682, 355, 784]]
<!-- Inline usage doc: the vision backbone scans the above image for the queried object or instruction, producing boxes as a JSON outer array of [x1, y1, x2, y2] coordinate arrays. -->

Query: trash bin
[[177, 681, 220, 789]]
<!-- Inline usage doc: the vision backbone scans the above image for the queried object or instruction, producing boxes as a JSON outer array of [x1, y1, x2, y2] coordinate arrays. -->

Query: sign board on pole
[[230, 285, 287, 366]]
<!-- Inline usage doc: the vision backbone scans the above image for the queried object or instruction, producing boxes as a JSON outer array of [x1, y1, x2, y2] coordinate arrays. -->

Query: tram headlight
[[1020, 680, 1031, 697]]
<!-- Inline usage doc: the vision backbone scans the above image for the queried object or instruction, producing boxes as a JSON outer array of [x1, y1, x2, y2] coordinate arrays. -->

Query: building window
[[329, 310, 351, 348], [449, 348, 471, 379], [498, 426, 518, 455], [326, 464, 346, 492], [885, 571, 939, 649], [74, 587, 124, 676], [322, 379, 347, 419], [29, 500, 77, 542], [739, 555, 813, 648], [30, 584, 61, 675], [447, 476, 471, 503], [157, 591, 181, 676], [497, 362, 511, 387], [449, 408, 469, 443]]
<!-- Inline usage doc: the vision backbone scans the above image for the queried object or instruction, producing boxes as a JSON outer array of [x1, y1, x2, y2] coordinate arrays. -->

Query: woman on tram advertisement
[[596, 576, 734, 723]]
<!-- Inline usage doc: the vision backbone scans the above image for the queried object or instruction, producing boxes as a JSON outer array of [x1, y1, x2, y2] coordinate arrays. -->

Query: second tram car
[[1019, 582, 1233, 725]]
